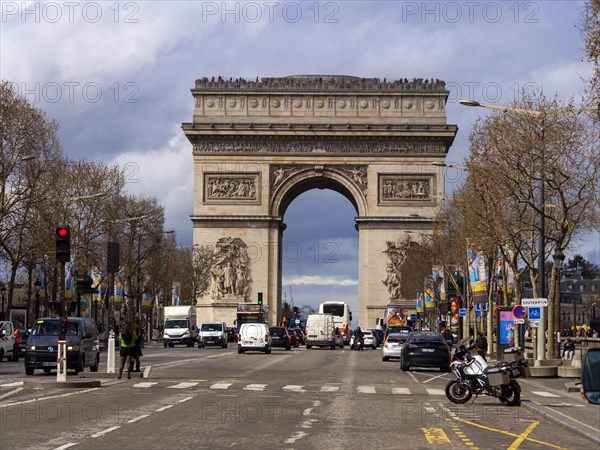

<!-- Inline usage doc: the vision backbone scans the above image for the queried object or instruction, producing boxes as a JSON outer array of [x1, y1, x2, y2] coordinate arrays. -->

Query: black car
[[400, 331, 451, 372], [269, 326, 291, 350]]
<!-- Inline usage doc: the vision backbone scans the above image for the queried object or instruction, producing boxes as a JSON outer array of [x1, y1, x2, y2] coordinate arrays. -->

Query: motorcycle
[[353, 335, 364, 351], [445, 338, 530, 406]]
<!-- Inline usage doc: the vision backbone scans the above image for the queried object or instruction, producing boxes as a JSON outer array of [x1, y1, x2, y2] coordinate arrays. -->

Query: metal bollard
[[107, 330, 116, 373]]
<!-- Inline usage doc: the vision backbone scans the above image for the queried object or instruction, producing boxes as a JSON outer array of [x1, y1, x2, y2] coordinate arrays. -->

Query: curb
[[520, 400, 600, 446], [23, 379, 101, 389]]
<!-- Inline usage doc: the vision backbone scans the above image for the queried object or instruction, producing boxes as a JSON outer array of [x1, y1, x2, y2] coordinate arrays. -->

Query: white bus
[[319, 301, 352, 344]]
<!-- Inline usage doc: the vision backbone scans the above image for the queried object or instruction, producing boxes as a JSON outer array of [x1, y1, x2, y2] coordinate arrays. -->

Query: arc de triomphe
[[182, 75, 457, 327]]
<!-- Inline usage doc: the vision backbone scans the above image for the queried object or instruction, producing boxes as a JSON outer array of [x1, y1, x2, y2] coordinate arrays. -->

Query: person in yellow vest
[[118, 323, 137, 380]]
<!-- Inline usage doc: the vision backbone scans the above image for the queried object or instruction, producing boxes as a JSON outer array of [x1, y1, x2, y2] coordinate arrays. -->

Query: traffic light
[[293, 306, 299, 316], [257, 292, 263, 305], [55, 226, 71, 263], [59, 316, 68, 340]]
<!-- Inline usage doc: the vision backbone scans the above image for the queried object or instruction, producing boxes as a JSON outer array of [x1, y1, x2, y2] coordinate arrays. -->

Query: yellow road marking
[[420, 428, 451, 444], [460, 419, 567, 450], [507, 420, 540, 450]]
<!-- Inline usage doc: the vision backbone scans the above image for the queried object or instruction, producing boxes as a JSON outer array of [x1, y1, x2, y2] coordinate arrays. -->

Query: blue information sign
[[528, 307, 541, 320], [410, 314, 417, 321], [459, 308, 467, 317]]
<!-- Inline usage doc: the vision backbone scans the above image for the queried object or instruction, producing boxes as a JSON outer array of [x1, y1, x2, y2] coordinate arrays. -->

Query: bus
[[319, 301, 352, 344], [235, 303, 266, 325]]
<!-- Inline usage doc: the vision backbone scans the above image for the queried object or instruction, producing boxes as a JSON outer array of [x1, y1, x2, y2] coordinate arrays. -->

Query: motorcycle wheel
[[499, 380, 521, 406], [445, 380, 473, 404]]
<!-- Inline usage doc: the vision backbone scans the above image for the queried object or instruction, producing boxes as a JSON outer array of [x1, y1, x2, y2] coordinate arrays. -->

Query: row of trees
[[413, 0, 600, 357], [1, 81, 211, 321]]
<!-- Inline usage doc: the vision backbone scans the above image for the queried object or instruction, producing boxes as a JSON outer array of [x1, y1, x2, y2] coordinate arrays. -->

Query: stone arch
[[270, 166, 368, 218]]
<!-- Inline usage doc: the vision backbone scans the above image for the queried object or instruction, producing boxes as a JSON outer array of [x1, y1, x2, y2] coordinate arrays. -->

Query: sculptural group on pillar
[[382, 234, 411, 300], [210, 237, 251, 300]]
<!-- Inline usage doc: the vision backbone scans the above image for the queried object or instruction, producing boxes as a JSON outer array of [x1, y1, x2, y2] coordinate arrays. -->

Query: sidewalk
[[519, 376, 600, 446]]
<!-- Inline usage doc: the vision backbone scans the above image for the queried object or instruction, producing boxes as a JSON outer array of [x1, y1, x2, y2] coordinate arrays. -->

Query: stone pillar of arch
[[182, 75, 457, 327]]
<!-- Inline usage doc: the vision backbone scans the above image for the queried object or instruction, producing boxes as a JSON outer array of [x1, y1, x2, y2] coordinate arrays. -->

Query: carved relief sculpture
[[204, 173, 259, 203], [379, 175, 433, 204], [271, 165, 301, 190], [339, 166, 368, 193], [210, 237, 251, 300], [382, 234, 411, 301]]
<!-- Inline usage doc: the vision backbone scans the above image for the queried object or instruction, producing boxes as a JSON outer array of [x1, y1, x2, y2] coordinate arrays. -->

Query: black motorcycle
[[445, 338, 529, 406], [353, 335, 364, 351]]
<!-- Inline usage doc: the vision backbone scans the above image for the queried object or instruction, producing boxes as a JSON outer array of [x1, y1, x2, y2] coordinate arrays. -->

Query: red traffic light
[[57, 227, 69, 237]]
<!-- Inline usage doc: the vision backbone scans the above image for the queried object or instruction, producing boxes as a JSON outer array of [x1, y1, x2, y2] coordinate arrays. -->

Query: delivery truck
[[163, 305, 197, 347]]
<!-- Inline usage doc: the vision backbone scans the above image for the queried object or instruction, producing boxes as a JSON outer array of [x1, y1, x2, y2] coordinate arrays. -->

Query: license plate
[[422, 348, 434, 352], [43, 362, 57, 367], [242, 341, 255, 345]]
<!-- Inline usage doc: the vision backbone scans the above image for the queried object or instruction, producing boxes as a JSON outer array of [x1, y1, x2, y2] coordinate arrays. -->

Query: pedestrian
[[443, 327, 454, 348], [118, 323, 137, 380], [562, 338, 575, 360], [475, 332, 488, 362], [132, 323, 143, 372]]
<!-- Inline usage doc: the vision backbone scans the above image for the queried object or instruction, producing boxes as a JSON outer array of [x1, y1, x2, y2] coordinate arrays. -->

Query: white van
[[237, 323, 271, 354], [305, 314, 336, 350]]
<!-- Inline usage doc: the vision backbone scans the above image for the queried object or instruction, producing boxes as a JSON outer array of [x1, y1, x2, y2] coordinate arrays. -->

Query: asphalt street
[[1, 342, 598, 449]]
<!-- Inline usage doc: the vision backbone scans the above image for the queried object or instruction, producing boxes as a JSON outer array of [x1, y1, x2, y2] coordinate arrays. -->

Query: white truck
[[163, 305, 198, 347], [0, 321, 16, 362]]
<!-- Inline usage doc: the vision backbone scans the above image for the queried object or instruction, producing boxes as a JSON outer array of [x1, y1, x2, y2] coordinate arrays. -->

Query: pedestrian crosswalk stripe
[[244, 384, 267, 391], [133, 382, 157, 388], [283, 385, 305, 392], [357, 386, 376, 394], [167, 382, 198, 389], [320, 386, 339, 392], [1, 381, 23, 387], [210, 382, 232, 390], [392, 387, 411, 395], [531, 391, 561, 398], [426, 388, 445, 396]]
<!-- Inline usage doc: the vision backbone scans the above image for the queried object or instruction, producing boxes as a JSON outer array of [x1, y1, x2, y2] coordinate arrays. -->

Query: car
[[581, 348, 600, 404], [24, 317, 100, 375], [382, 331, 409, 361], [17, 329, 30, 358], [269, 326, 292, 350], [198, 322, 228, 348], [237, 323, 271, 354], [334, 330, 344, 348], [351, 330, 377, 350], [0, 321, 16, 362], [400, 331, 451, 372], [228, 327, 238, 343], [286, 328, 299, 347], [372, 329, 384, 347], [385, 325, 413, 337]]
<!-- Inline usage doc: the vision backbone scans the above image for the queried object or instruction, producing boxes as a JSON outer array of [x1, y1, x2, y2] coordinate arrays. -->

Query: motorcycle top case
[[485, 366, 511, 386], [503, 347, 524, 363]]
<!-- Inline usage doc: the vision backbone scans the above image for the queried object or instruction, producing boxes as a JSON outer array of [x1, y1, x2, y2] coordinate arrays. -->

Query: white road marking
[[167, 382, 198, 389], [155, 404, 174, 412], [424, 406, 437, 413], [531, 391, 561, 398], [422, 372, 451, 383], [320, 386, 339, 392], [91, 426, 121, 438], [0, 387, 100, 408], [0, 381, 23, 387], [0, 387, 23, 400], [426, 388, 446, 396], [407, 372, 419, 383], [392, 387, 411, 395], [284, 431, 308, 444], [177, 396, 194, 403], [53, 444, 78, 450], [357, 385, 376, 394], [127, 414, 150, 423], [133, 382, 157, 388], [210, 382, 233, 390], [206, 352, 234, 358], [283, 385, 305, 392], [244, 384, 267, 391]]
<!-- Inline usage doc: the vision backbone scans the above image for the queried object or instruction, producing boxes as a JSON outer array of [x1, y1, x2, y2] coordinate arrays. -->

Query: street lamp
[[34, 278, 42, 321], [552, 247, 565, 356], [0, 283, 6, 320]]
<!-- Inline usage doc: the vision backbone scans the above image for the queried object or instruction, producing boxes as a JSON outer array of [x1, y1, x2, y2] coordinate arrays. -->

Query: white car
[[351, 330, 377, 350], [382, 332, 408, 361]]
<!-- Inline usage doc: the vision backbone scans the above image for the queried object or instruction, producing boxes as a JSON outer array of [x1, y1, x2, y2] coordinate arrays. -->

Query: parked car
[[351, 330, 377, 350], [269, 326, 292, 350], [24, 317, 100, 375], [382, 331, 409, 361], [286, 328, 299, 348], [400, 331, 451, 372], [237, 323, 271, 354]]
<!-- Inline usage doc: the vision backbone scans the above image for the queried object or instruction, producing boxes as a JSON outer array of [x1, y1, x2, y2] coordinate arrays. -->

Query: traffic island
[[77, 370, 146, 379], [528, 358, 561, 377], [23, 379, 101, 389]]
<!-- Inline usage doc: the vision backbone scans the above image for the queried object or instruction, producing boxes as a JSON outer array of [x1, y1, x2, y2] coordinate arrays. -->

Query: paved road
[[1, 343, 598, 449]]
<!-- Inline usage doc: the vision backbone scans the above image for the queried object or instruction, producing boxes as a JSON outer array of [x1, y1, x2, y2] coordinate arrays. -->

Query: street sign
[[530, 320, 540, 328], [410, 314, 417, 321], [522, 298, 548, 307], [513, 305, 526, 319], [459, 308, 467, 317], [514, 318, 525, 324], [528, 307, 541, 320]]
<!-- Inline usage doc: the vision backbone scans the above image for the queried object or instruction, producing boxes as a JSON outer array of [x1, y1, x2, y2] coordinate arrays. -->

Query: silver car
[[382, 331, 409, 361]]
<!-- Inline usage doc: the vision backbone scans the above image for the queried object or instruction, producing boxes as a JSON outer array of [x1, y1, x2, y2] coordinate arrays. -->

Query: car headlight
[[67, 346, 79, 351], [29, 345, 36, 351]]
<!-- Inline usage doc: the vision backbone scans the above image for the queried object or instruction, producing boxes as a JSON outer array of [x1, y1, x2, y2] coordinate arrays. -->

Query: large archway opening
[[280, 188, 359, 329]]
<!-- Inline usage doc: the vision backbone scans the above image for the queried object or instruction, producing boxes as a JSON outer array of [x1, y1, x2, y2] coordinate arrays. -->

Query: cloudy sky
[[2, 1, 597, 315]]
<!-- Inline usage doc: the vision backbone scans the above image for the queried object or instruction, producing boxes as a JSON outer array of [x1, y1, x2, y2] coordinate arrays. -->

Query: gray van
[[24, 317, 100, 375]]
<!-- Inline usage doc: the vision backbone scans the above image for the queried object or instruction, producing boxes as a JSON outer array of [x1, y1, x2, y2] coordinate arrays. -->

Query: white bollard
[[107, 331, 116, 373], [57, 341, 67, 382]]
